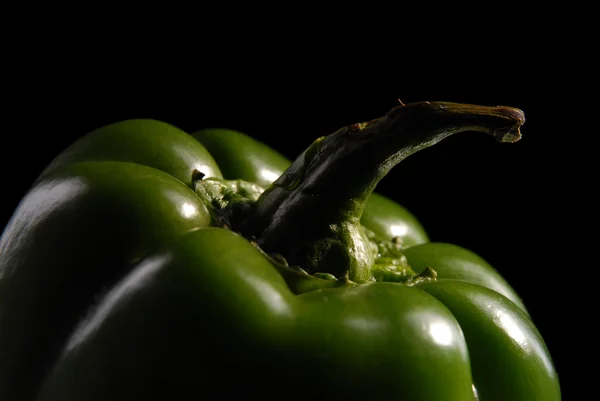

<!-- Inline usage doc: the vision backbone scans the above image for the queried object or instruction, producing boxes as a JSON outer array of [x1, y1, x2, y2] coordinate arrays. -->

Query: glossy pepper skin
[[0, 102, 560, 401]]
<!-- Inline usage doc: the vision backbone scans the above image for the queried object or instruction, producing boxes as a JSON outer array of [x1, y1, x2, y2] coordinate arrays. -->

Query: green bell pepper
[[0, 101, 560, 401]]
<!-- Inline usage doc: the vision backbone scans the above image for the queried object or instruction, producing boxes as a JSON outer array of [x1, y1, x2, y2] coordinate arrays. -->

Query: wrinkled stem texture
[[242, 101, 525, 283]]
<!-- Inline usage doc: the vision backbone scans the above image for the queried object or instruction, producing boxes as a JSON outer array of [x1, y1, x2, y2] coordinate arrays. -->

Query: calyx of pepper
[[240, 101, 525, 284]]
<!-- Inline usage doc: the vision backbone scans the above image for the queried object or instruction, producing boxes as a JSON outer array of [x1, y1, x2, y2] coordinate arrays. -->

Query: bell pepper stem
[[241, 101, 525, 283]]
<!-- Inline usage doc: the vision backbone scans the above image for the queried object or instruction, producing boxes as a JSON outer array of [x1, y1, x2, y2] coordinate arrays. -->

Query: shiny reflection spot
[[390, 224, 408, 237], [65, 254, 170, 353], [429, 321, 454, 346], [495, 309, 526, 348], [0, 178, 88, 280], [260, 169, 280, 183], [181, 202, 197, 218], [244, 275, 291, 316], [344, 317, 387, 334], [19, 178, 87, 221], [194, 164, 216, 179]]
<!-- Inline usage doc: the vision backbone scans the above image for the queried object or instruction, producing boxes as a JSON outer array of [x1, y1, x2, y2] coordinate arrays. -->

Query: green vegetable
[[0, 101, 560, 400]]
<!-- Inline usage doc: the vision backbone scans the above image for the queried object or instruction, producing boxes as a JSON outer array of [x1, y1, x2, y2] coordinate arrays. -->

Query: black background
[[1, 40, 588, 399]]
